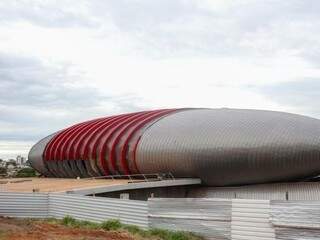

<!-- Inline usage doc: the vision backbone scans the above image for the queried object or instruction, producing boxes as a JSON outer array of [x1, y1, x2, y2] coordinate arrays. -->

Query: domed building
[[29, 108, 320, 187]]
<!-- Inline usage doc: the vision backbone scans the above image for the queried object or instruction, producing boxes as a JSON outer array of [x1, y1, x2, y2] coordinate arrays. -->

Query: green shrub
[[62, 216, 77, 226], [101, 219, 122, 231], [0, 167, 7, 175], [16, 168, 36, 177], [149, 228, 198, 240], [168, 231, 193, 240], [123, 224, 146, 236], [76, 220, 100, 229], [61, 216, 100, 229], [54, 217, 202, 240]]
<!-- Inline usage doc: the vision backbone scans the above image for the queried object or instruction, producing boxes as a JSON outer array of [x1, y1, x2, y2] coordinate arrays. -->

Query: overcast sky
[[0, 0, 320, 159]]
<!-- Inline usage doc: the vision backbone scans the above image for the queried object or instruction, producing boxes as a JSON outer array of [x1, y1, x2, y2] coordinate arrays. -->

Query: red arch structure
[[43, 109, 178, 177]]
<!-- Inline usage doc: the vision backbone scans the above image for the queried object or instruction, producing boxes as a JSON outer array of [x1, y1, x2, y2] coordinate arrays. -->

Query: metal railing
[[87, 172, 175, 182]]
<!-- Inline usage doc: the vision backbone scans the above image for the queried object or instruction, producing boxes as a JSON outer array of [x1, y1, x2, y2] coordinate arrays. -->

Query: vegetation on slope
[[15, 168, 36, 177], [59, 216, 202, 240], [0, 216, 203, 240]]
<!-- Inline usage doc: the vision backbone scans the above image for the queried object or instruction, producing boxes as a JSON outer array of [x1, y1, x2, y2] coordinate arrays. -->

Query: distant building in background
[[0, 159, 5, 168], [16, 155, 26, 166], [16, 155, 22, 165], [0, 156, 31, 178]]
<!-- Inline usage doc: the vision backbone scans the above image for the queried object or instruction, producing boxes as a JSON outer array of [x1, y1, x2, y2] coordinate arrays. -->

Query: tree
[[0, 167, 7, 175], [6, 159, 16, 167], [16, 168, 36, 178]]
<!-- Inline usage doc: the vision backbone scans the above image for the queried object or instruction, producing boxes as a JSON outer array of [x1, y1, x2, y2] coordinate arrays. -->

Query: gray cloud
[[1, 0, 320, 158], [90, 0, 320, 62], [0, 53, 145, 143], [258, 79, 320, 118], [2, 0, 320, 63], [0, 53, 102, 108], [0, 0, 97, 28]]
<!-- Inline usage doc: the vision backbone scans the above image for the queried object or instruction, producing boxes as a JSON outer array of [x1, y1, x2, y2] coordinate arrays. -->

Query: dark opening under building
[[29, 108, 320, 187]]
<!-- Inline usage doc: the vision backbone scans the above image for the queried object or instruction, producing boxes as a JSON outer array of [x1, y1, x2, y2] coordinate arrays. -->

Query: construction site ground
[[0, 217, 135, 240], [0, 177, 130, 193]]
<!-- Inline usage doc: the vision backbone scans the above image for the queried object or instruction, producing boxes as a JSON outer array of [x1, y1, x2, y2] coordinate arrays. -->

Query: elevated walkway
[[68, 177, 201, 195]]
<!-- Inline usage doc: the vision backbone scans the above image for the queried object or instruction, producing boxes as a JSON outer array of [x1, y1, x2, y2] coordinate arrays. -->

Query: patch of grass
[[149, 228, 198, 240], [15, 168, 36, 177], [62, 215, 77, 227], [57, 216, 202, 240], [101, 219, 122, 231], [0, 229, 8, 240], [123, 224, 146, 235], [61, 216, 100, 229], [75, 220, 100, 229], [43, 217, 61, 225]]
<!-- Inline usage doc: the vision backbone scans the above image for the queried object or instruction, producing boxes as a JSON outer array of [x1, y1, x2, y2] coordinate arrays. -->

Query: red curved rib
[[86, 113, 138, 175], [81, 115, 124, 160], [97, 112, 147, 175], [72, 116, 115, 160], [119, 109, 176, 174], [110, 109, 171, 174], [45, 121, 88, 161], [132, 135, 142, 173], [57, 119, 100, 161], [64, 118, 106, 160]]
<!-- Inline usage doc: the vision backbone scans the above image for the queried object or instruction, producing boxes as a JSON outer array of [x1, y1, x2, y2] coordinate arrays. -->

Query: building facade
[[29, 108, 320, 186]]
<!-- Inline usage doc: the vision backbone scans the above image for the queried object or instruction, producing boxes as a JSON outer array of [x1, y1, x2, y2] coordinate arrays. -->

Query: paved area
[[0, 178, 130, 193]]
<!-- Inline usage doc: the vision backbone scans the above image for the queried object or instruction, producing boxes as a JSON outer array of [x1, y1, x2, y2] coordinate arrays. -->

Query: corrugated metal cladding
[[271, 201, 320, 239], [0, 192, 148, 228], [232, 199, 275, 240], [28, 133, 56, 176], [7, 192, 320, 240], [29, 108, 320, 187], [188, 182, 320, 200], [148, 198, 231, 240], [0, 192, 48, 218], [137, 109, 320, 186], [49, 194, 148, 228]]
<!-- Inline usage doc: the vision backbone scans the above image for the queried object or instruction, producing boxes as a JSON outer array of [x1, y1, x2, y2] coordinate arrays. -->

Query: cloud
[[0, 141, 33, 160], [0, 52, 102, 108], [0, 0, 97, 28], [0, 0, 320, 158], [258, 79, 320, 118], [1, 0, 320, 62], [0, 52, 145, 145], [89, 0, 320, 63]]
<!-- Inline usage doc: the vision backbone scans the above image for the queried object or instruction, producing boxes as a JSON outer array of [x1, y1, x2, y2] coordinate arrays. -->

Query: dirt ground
[[0, 178, 130, 193], [0, 217, 135, 240]]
